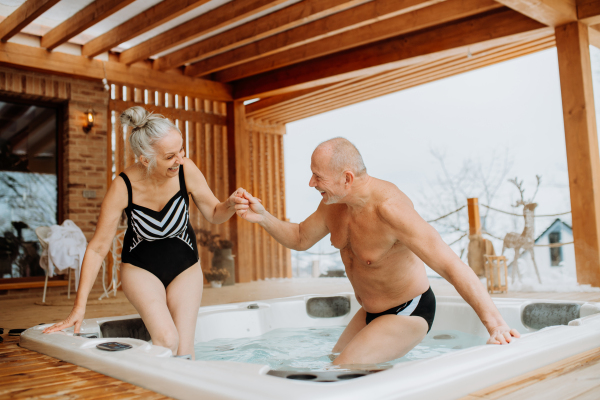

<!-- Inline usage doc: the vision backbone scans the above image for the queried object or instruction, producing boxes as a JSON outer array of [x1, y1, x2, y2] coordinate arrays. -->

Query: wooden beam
[[153, 0, 367, 72], [184, 0, 451, 77], [494, 0, 576, 27], [212, 0, 503, 82], [119, 0, 287, 65], [232, 8, 547, 100], [41, 0, 135, 51], [578, 0, 600, 25], [0, 40, 232, 101], [0, 0, 61, 42], [82, 0, 212, 58], [556, 21, 600, 286], [226, 101, 254, 283]]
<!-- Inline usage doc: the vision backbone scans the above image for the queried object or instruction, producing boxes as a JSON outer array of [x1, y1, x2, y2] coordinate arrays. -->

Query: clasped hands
[[228, 188, 264, 223]]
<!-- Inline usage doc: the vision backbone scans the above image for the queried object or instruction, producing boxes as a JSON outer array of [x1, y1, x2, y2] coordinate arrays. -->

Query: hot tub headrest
[[522, 303, 581, 330], [100, 318, 151, 341], [306, 296, 351, 318]]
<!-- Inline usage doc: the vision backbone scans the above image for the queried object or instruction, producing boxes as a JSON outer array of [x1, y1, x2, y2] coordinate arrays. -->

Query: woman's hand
[[43, 305, 86, 334], [486, 325, 520, 344]]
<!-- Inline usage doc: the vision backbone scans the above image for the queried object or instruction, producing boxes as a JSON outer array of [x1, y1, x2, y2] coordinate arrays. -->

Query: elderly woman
[[44, 106, 248, 359]]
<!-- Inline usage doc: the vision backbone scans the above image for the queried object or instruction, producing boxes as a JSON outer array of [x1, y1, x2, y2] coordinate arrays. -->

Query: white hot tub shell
[[20, 294, 600, 400]]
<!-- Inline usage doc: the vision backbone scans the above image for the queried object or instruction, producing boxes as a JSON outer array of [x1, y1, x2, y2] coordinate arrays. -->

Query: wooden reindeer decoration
[[502, 176, 542, 283]]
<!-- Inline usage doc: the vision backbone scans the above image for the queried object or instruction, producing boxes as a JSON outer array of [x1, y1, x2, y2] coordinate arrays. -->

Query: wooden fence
[[107, 85, 291, 281]]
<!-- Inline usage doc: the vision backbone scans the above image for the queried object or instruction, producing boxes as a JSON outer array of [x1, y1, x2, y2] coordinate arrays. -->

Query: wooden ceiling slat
[[0, 40, 232, 101], [209, 0, 503, 82], [41, 0, 136, 51], [232, 8, 548, 100], [119, 0, 288, 65], [494, 0, 576, 27], [82, 0, 212, 58], [0, 0, 61, 42], [259, 32, 553, 118], [275, 38, 555, 120], [245, 84, 338, 116], [271, 36, 554, 123], [185, 0, 453, 78], [153, 0, 368, 72]]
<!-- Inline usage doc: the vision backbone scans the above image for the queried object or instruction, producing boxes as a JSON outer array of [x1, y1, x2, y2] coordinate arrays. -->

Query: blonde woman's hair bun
[[120, 106, 152, 130], [119, 106, 181, 172]]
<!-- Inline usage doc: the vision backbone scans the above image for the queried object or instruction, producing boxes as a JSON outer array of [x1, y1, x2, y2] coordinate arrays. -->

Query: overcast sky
[[282, 48, 596, 254]]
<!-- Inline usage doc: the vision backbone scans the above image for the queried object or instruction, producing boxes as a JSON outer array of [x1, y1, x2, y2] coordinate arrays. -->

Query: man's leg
[[332, 307, 367, 353], [333, 315, 428, 365]]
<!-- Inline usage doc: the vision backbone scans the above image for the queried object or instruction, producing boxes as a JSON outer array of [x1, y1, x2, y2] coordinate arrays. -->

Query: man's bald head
[[314, 137, 366, 176]]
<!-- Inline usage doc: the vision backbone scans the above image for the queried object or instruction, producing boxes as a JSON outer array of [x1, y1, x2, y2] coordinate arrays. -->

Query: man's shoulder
[[372, 180, 414, 223]]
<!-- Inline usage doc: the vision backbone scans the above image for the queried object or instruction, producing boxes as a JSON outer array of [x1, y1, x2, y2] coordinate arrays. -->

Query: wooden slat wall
[[108, 83, 230, 273], [245, 118, 292, 280]]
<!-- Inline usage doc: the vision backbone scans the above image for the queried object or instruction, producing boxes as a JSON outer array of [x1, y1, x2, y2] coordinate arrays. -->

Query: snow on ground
[[503, 257, 600, 293]]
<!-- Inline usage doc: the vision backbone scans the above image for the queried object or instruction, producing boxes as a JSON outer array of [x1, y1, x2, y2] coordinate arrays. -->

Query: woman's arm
[[183, 158, 248, 224], [43, 176, 128, 333]]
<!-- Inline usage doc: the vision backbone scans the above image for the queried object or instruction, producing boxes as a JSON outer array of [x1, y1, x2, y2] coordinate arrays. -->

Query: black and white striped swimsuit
[[120, 166, 199, 288]]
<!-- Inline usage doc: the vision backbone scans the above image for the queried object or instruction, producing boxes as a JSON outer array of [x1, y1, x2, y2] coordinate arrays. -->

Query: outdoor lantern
[[83, 108, 95, 133], [484, 255, 508, 294]]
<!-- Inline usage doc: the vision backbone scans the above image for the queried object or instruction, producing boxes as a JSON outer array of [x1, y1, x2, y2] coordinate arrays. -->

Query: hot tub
[[21, 294, 600, 400]]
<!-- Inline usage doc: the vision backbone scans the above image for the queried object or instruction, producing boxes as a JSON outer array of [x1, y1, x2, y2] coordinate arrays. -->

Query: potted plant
[[195, 229, 235, 286], [203, 267, 230, 288]]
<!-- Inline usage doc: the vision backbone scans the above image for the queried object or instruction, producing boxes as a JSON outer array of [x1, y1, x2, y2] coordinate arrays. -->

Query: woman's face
[[152, 130, 184, 178]]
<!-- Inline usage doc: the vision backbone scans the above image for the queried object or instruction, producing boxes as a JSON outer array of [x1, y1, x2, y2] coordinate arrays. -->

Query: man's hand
[[487, 325, 520, 345], [235, 191, 265, 223]]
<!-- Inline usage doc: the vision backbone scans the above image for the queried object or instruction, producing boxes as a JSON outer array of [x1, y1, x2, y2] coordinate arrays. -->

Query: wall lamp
[[83, 108, 95, 133]]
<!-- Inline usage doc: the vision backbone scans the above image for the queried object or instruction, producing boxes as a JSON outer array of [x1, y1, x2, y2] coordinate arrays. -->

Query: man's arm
[[237, 193, 329, 251], [378, 199, 520, 345]]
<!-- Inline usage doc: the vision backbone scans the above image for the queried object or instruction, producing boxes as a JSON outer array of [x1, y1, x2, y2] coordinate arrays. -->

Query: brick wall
[[0, 66, 109, 240]]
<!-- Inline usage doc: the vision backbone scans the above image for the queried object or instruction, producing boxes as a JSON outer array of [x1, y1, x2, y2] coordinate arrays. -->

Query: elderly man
[[236, 137, 519, 365]]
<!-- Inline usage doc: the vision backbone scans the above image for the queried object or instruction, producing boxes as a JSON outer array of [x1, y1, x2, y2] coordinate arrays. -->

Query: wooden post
[[467, 198, 481, 235], [556, 22, 600, 286], [226, 101, 253, 283], [467, 198, 485, 276]]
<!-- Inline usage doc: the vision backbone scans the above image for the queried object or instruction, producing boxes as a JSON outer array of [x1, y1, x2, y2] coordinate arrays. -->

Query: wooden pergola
[[1, 0, 600, 285]]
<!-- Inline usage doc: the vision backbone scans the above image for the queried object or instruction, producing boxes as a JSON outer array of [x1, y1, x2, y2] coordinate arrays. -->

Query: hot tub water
[[194, 326, 487, 371]]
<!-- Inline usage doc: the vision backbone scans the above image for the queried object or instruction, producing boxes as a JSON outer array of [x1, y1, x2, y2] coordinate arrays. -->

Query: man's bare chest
[[328, 211, 399, 265]]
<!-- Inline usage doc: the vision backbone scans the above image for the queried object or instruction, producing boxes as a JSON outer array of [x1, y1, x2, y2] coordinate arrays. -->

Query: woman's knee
[[153, 328, 179, 352]]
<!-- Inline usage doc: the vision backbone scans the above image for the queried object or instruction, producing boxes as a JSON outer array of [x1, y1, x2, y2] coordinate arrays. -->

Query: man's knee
[[153, 328, 179, 352]]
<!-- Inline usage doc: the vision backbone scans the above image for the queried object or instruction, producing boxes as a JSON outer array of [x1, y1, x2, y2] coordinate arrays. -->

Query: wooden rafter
[[232, 8, 547, 99], [494, 0, 576, 27], [41, 0, 136, 51], [119, 0, 288, 65], [209, 0, 503, 82], [578, 0, 600, 25], [82, 0, 212, 58], [0, 40, 232, 101], [186, 0, 454, 78], [153, 0, 368, 72], [0, 0, 61, 42], [266, 34, 554, 123]]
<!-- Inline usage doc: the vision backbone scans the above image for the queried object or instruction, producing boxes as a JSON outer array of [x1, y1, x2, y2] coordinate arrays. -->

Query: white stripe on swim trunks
[[397, 295, 421, 316]]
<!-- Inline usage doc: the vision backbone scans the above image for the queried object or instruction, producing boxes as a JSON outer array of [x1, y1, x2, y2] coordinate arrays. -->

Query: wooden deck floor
[[2, 278, 600, 399]]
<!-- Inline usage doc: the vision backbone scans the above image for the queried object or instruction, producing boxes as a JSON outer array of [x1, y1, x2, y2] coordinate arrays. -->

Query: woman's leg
[[166, 262, 203, 358], [121, 263, 179, 354]]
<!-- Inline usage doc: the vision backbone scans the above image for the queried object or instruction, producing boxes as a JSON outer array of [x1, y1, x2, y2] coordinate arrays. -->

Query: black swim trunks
[[365, 287, 436, 332]]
